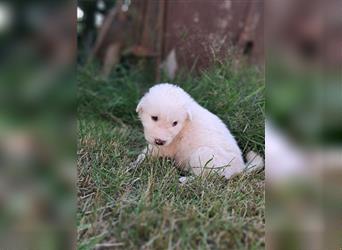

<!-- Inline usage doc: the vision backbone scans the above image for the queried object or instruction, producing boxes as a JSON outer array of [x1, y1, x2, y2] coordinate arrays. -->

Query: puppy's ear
[[186, 108, 192, 121], [136, 97, 144, 113]]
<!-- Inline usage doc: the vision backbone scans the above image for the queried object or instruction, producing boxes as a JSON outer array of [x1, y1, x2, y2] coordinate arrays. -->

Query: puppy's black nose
[[155, 138, 166, 145]]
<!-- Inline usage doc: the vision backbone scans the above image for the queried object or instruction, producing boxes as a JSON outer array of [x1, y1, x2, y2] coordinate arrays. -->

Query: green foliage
[[78, 61, 265, 249]]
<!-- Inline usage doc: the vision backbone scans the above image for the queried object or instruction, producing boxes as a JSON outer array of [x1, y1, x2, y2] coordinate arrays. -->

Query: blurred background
[[266, 0, 342, 249], [0, 0, 341, 249], [77, 0, 263, 79], [0, 1, 76, 249]]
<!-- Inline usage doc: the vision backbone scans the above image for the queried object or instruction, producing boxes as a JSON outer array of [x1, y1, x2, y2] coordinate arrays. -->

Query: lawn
[[77, 61, 265, 249]]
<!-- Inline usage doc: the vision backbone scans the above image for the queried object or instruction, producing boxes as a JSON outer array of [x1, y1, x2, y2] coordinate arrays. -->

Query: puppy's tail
[[245, 151, 264, 172]]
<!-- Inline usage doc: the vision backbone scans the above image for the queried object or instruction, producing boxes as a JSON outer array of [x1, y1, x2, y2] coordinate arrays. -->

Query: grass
[[77, 61, 265, 249]]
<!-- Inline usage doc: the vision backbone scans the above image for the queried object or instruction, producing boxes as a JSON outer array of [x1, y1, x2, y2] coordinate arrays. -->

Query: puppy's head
[[136, 84, 192, 147]]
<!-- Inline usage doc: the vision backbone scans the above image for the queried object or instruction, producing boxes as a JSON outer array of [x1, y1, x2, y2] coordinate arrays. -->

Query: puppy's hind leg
[[188, 147, 218, 177], [245, 151, 264, 172], [221, 153, 245, 180]]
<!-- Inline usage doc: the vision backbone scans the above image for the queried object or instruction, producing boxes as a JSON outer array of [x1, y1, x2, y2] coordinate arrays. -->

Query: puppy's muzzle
[[154, 138, 166, 146]]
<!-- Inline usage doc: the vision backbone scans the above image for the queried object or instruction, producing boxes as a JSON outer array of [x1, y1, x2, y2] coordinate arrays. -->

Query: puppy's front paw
[[127, 153, 146, 172], [127, 161, 139, 172], [179, 176, 194, 185], [179, 176, 188, 183]]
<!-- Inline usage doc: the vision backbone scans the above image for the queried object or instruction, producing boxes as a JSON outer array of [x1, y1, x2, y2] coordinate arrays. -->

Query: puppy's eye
[[172, 121, 178, 127], [151, 116, 158, 121]]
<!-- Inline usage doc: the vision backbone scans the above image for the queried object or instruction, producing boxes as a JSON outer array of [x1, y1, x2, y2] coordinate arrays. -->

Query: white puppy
[[132, 83, 263, 182]]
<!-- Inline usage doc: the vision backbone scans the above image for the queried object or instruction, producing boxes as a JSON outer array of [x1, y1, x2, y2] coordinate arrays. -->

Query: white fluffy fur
[[132, 83, 263, 180]]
